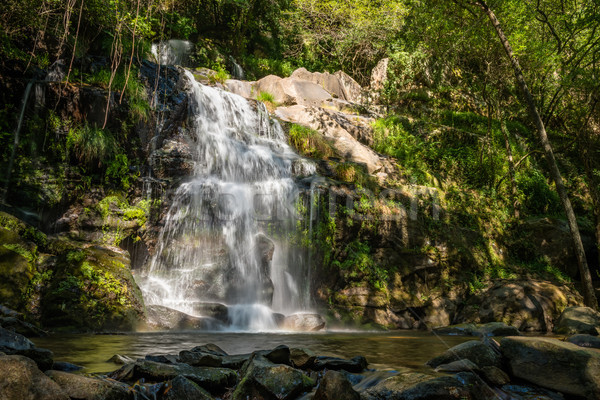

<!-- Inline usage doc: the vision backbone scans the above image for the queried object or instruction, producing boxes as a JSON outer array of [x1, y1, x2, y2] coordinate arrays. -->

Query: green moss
[[288, 124, 334, 159]]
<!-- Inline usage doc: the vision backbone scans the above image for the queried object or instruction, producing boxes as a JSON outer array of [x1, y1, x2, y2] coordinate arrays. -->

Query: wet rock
[[426, 340, 500, 369], [433, 358, 478, 373], [190, 302, 229, 323], [456, 279, 581, 332], [290, 347, 316, 369], [109, 360, 236, 393], [46, 370, 130, 400], [145, 304, 224, 330], [498, 384, 565, 400], [0, 326, 34, 351], [16, 347, 54, 371], [51, 361, 84, 372], [232, 354, 314, 400], [554, 306, 600, 336], [179, 350, 223, 367], [501, 336, 600, 398], [107, 354, 135, 365], [0, 316, 47, 337], [258, 345, 291, 365], [432, 323, 478, 336], [191, 343, 228, 356], [567, 333, 600, 349], [480, 366, 510, 386], [220, 354, 251, 370], [161, 375, 214, 400], [433, 322, 520, 337], [145, 354, 178, 364], [282, 313, 326, 331], [362, 371, 493, 400], [314, 355, 368, 373], [314, 370, 360, 400], [0, 355, 68, 400]]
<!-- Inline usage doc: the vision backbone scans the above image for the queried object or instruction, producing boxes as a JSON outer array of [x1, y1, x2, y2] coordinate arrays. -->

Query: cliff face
[[0, 59, 593, 332]]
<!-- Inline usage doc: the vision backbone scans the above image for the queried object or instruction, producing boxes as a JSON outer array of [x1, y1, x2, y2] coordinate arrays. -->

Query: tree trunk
[[500, 117, 519, 218], [475, 0, 598, 309]]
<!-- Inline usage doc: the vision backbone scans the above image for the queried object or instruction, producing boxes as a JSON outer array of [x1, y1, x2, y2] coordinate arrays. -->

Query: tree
[[475, 0, 598, 309]]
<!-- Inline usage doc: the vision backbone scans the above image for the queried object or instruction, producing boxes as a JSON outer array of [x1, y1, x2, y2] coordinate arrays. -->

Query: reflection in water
[[34, 331, 470, 374]]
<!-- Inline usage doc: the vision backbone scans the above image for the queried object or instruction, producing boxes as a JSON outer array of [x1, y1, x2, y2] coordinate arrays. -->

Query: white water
[[151, 40, 194, 66], [138, 71, 316, 330]]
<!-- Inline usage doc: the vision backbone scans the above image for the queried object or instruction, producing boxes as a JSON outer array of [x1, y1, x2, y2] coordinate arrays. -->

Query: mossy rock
[[0, 228, 37, 312], [40, 245, 144, 331], [0, 212, 47, 249]]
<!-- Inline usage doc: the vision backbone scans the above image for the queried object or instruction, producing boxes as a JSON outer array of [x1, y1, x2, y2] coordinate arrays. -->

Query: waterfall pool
[[33, 330, 471, 375]]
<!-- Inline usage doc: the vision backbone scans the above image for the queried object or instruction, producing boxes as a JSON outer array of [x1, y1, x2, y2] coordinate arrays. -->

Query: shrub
[[288, 124, 334, 159], [66, 124, 116, 166]]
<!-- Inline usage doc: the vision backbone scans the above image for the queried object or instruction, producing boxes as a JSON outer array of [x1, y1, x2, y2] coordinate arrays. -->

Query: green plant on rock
[[66, 124, 116, 167], [288, 124, 334, 159]]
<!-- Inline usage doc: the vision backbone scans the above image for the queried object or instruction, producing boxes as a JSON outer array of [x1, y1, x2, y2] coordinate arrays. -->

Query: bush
[[288, 124, 334, 159], [66, 124, 116, 166]]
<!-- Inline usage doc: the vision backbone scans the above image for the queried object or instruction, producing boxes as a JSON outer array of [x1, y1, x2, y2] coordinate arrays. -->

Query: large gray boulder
[[144, 305, 224, 331], [282, 313, 326, 331], [0, 326, 34, 351], [554, 306, 600, 336], [0, 355, 68, 400], [501, 336, 600, 398], [426, 340, 500, 369]]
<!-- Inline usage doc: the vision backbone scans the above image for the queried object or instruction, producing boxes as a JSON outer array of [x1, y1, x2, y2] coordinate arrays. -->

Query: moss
[[0, 228, 37, 312]]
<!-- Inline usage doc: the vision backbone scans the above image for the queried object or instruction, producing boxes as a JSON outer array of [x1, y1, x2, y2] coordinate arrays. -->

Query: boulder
[[433, 322, 520, 337], [254, 75, 294, 105], [16, 347, 54, 371], [554, 306, 600, 335], [145, 354, 178, 364], [179, 350, 223, 367], [433, 358, 479, 373], [501, 336, 600, 398], [480, 366, 510, 386], [161, 375, 214, 400], [313, 356, 368, 373], [334, 70, 364, 104], [498, 384, 564, 400], [51, 361, 84, 372], [290, 347, 316, 369], [0, 316, 47, 337], [107, 354, 135, 365], [258, 345, 291, 365], [0, 355, 68, 400], [189, 302, 229, 323], [362, 371, 494, 400], [232, 354, 314, 400], [225, 79, 254, 99], [426, 340, 500, 369], [370, 58, 389, 93], [567, 333, 600, 349], [191, 343, 228, 356], [46, 370, 130, 400], [456, 279, 582, 332], [144, 305, 223, 331], [313, 370, 360, 400], [109, 360, 236, 393], [282, 313, 326, 331], [0, 326, 34, 351]]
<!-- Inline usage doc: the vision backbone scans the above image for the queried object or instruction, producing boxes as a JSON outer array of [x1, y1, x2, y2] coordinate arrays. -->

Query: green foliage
[[66, 124, 116, 167], [516, 170, 561, 216], [288, 124, 334, 159], [333, 240, 388, 291], [256, 91, 275, 104], [105, 153, 131, 189], [209, 65, 230, 84]]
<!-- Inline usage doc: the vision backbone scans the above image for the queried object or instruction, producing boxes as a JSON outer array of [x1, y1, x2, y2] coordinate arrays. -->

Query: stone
[[0, 316, 47, 337], [51, 361, 84, 372], [501, 336, 600, 398], [433, 358, 479, 373], [567, 333, 600, 349], [456, 279, 582, 332], [179, 350, 223, 367], [313, 370, 360, 400], [232, 354, 314, 400], [144, 304, 223, 331], [499, 384, 565, 400], [426, 340, 500, 369], [334, 70, 364, 104], [46, 370, 130, 400], [370, 58, 389, 92], [145, 354, 178, 364], [0, 326, 34, 351], [362, 371, 494, 400], [282, 313, 326, 331], [258, 345, 291, 365], [191, 343, 228, 356], [290, 347, 316, 369], [107, 354, 135, 365], [432, 323, 478, 336], [16, 347, 54, 371], [480, 366, 510, 386], [477, 322, 521, 337], [0, 355, 68, 400], [554, 306, 600, 336], [161, 375, 214, 400], [225, 79, 254, 99], [109, 360, 236, 393], [189, 302, 229, 323], [313, 356, 368, 373]]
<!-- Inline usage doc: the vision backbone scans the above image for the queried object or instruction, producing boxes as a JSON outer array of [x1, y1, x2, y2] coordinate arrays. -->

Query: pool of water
[[33, 330, 471, 374]]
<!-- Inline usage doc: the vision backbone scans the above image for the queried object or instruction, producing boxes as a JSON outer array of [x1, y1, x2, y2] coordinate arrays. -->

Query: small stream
[[33, 331, 470, 375]]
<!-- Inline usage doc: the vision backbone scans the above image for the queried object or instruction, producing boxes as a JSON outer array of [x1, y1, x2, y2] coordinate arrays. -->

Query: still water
[[33, 330, 471, 374]]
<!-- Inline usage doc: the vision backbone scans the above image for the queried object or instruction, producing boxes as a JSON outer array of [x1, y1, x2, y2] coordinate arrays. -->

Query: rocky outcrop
[[0, 355, 68, 400], [553, 306, 600, 335], [501, 336, 600, 398]]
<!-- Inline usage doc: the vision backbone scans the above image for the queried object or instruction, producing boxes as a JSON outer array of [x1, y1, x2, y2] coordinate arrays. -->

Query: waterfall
[[151, 40, 194, 66], [138, 71, 316, 330]]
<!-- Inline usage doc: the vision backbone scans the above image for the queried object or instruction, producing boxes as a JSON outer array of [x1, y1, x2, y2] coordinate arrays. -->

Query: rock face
[[501, 336, 600, 398], [456, 279, 582, 332], [553, 306, 600, 335], [0, 355, 68, 400]]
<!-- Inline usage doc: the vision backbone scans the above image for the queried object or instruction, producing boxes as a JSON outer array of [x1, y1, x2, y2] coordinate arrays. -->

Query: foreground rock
[[501, 336, 600, 398], [232, 354, 315, 400], [46, 370, 130, 400], [0, 355, 68, 400], [553, 306, 600, 335], [426, 340, 500, 369], [313, 370, 360, 400], [162, 375, 214, 400], [567, 333, 600, 349]]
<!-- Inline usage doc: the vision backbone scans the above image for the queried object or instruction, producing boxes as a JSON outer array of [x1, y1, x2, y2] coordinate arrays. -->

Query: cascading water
[[137, 71, 316, 330]]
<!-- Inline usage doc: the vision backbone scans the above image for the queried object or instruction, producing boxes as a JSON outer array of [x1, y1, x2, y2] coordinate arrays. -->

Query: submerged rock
[[314, 370, 360, 400], [0, 355, 68, 400], [553, 306, 600, 336], [501, 336, 600, 398], [282, 313, 326, 331]]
